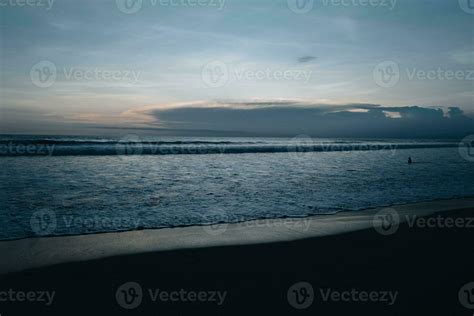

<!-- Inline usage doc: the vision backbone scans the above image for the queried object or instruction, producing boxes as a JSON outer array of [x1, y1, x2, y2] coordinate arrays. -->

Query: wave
[[0, 140, 262, 146], [0, 142, 459, 156]]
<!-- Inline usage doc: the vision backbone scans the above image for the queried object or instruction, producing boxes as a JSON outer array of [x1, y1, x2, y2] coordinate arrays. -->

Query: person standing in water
[[408, 157, 412, 164]]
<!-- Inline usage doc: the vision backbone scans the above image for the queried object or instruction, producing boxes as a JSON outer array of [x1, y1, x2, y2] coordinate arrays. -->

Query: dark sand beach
[[1, 200, 474, 315]]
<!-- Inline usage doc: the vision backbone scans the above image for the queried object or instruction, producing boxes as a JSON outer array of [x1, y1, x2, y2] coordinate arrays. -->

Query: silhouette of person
[[408, 157, 412, 164]]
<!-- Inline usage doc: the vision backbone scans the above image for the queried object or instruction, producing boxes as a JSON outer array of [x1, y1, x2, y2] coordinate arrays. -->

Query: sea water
[[0, 135, 473, 240]]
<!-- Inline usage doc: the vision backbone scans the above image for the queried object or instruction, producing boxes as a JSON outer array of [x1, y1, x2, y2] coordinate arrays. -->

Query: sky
[[0, 0, 473, 137]]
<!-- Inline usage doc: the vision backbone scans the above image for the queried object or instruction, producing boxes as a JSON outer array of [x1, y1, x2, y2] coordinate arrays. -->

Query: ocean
[[1, 135, 473, 240]]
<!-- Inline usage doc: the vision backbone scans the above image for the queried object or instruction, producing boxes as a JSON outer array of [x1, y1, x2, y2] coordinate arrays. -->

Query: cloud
[[3, 100, 473, 138], [450, 51, 474, 65], [138, 101, 474, 138], [297, 56, 317, 63]]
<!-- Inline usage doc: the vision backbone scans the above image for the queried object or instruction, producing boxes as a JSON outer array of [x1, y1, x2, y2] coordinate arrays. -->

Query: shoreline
[[3, 195, 473, 243], [1, 197, 473, 276]]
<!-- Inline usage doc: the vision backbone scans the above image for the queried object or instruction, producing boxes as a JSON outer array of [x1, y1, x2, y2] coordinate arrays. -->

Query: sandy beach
[[1, 198, 474, 315]]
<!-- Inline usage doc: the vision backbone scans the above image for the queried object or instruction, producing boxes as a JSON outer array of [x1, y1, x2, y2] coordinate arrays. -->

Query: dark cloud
[[297, 56, 317, 63], [3, 102, 473, 139], [147, 102, 474, 139]]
